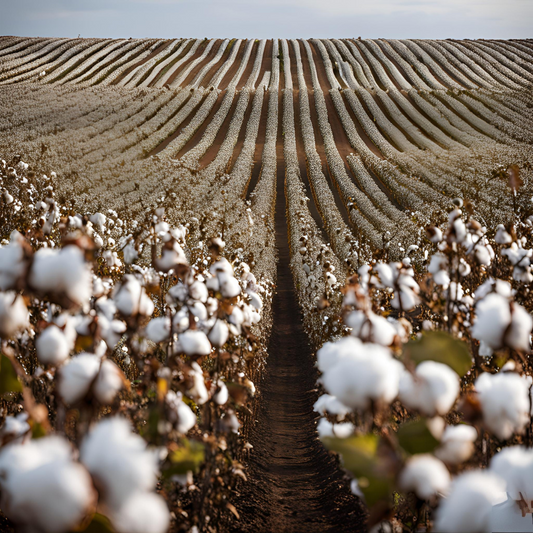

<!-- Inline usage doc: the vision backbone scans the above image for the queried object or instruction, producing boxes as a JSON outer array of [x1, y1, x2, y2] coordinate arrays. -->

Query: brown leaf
[[226, 502, 240, 520]]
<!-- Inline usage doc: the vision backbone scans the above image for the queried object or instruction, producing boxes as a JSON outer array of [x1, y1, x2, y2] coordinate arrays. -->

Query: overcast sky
[[1, 0, 532, 40]]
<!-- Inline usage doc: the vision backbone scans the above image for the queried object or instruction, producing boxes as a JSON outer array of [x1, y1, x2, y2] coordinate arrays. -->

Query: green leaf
[[397, 419, 439, 455], [163, 438, 205, 478], [0, 354, 23, 396], [403, 331, 472, 377], [71, 513, 114, 533], [322, 434, 393, 507]]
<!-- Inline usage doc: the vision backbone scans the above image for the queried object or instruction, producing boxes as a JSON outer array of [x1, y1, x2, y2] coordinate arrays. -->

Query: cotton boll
[[167, 282, 188, 303], [399, 361, 460, 417], [29, 246, 92, 307], [189, 280, 208, 303], [210, 258, 233, 276], [93, 360, 124, 404], [474, 244, 492, 266], [0, 239, 27, 290], [322, 342, 404, 409], [145, 317, 171, 343], [123, 243, 138, 265], [0, 436, 95, 533], [80, 417, 159, 511], [111, 492, 170, 533], [475, 372, 531, 440], [472, 293, 511, 350], [316, 336, 363, 374], [58, 353, 101, 405], [495, 224, 512, 245], [317, 418, 355, 438], [313, 394, 351, 420], [435, 425, 477, 465], [218, 272, 241, 298], [213, 380, 229, 405], [434, 471, 506, 533], [166, 391, 196, 434], [179, 330, 211, 357], [36, 325, 71, 366], [490, 446, 533, 502], [505, 304, 532, 352], [489, 496, 533, 533], [399, 455, 450, 500], [345, 310, 397, 346], [188, 301, 207, 321], [0, 413, 30, 445], [0, 292, 29, 338], [113, 275, 154, 317], [187, 362, 208, 405], [246, 289, 263, 310], [90, 212, 106, 231], [208, 319, 229, 347]]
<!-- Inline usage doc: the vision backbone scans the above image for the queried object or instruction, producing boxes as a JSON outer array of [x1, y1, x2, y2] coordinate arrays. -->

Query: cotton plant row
[[0, 158, 272, 533], [0, 38, 47, 60], [186, 39, 231, 89], [153, 39, 203, 89], [309, 193, 533, 531]]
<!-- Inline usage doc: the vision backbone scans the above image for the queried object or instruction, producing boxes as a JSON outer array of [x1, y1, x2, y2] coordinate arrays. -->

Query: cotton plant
[[0, 159, 270, 532]]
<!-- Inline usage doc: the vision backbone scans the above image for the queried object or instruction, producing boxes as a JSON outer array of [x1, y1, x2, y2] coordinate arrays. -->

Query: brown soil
[[234, 141, 366, 532], [219, 40, 248, 90], [180, 39, 223, 88]]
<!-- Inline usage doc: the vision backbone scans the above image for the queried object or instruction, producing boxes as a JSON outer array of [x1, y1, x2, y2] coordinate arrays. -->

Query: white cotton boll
[[506, 304, 532, 352], [399, 361, 460, 417], [475, 372, 531, 440], [376, 263, 394, 287], [189, 280, 208, 302], [145, 317, 171, 343], [167, 282, 189, 303], [322, 343, 404, 409], [96, 297, 117, 321], [391, 285, 419, 312], [458, 258, 471, 277], [205, 276, 219, 292], [213, 380, 229, 405], [428, 253, 448, 278], [111, 492, 170, 533], [188, 301, 207, 321], [187, 362, 208, 405], [166, 391, 196, 434], [489, 496, 533, 533], [90, 212, 106, 231], [246, 289, 263, 310], [316, 418, 355, 438], [433, 269, 450, 288], [0, 292, 29, 337], [123, 243, 138, 265], [399, 455, 450, 499], [474, 244, 492, 266], [0, 239, 26, 290], [316, 336, 363, 373], [490, 446, 533, 501], [434, 471, 506, 533], [495, 224, 512, 245], [313, 394, 350, 420], [447, 282, 463, 302], [345, 310, 396, 346], [472, 293, 511, 350], [179, 330, 211, 357], [208, 319, 229, 347], [80, 418, 159, 511], [228, 306, 244, 333], [36, 325, 71, 366], [98, 316, 127, 349], [210, 258, 233, 276], [474, 278, 512, 301], [30, 246, 92, 307], [93, 360, 124, 404], [221, 410, 240, 434], [452, 218, 467, 244], [0, 413, 30, 444], [113, 275, 154, 317], [218, 272, 241, 298], [435, 425, 478, 465], [1, 450, 94, 533], [58, 353, 101, 405]]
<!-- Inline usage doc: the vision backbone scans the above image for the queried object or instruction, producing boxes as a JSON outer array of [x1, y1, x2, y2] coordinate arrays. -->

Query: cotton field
[[0, 36, 532, 532]]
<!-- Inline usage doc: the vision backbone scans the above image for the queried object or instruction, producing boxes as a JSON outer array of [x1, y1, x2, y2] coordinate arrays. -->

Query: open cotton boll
[[123, 243, 138, 265], [111, 492, 170, 533], [90, 212, 106, 231], [113, 275, 154, 317], [495, 224, 512, 245], [145, 317, 171, 343], [321, 342, 404, 409], [210, 258, 233, 276], [472, 293, 510, 350], [58, 353, 101, 405], [506, 304, 532, 352], [0, 292, 29, 338], [80, 417, 159, 511], [166, 391, 196, 434], [489, 496, 533, 533], [29, 246, 92, 307], [345, 310, 396, 346], [0, 436, 95, 533], [36, 324, 71, 366], [313, 394, 351, 420], [179, 330, 211, 357], [189, 280, 208, 303], [475, 372, 531, 440], [0, 413, 30, 444], [246, 289, 263, 311], [317, 418, 355, 438], [490, 446, 533, 502], [316, 336, 363, 374], [399, 361, 460, 417], [0, 239, 27, 290], [218, 272, 241, 298], [435, 425, 477, 465], [213, 380, 229, 405], [474, 278, 512, 301], [399, 455, 450, 500], [208, 319, 229, 347], [93, 360, 125, 404], [187, 362, 209, 405], [434, 471, 506, 533]]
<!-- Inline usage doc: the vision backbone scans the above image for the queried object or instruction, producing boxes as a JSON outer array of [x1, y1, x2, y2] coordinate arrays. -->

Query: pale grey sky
[[1, 0, 532, 39]]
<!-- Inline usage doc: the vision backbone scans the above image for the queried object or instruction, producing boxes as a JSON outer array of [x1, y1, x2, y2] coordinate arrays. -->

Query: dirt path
[[235, 152, 366, 532]]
